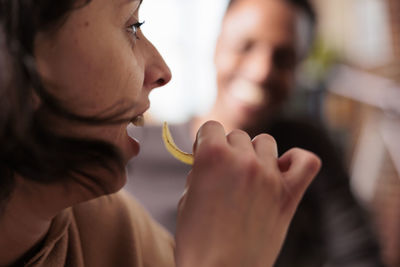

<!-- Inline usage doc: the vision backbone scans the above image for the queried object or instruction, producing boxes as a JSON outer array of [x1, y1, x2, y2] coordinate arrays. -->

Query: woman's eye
[[128, 21, 145, 40]]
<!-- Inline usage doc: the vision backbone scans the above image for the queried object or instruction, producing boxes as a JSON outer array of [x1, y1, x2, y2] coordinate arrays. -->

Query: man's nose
[[242, 48, 273, 84]]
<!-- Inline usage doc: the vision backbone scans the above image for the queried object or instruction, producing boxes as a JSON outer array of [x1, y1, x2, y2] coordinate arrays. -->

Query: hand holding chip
[[173, 121, 321, 267]]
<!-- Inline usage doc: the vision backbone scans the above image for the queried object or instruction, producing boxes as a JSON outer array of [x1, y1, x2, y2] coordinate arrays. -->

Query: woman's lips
[[124, 113, 146, 160], [126, 104, 149, 159], [130, 102, 149, 126], [126, 124, 141, 159]]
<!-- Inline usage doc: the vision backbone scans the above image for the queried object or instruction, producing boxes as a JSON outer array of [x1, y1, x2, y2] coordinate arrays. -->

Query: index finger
[[193, 120, 227, 154]]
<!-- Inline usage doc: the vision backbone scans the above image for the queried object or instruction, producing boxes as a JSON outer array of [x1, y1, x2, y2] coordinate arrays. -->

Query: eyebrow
[[121, 0, 143, 5], [118, 0, 142, 10]]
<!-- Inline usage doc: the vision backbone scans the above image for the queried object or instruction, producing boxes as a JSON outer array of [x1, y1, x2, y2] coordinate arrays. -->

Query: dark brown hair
[[0, 0, 129, 212], [227, 0, 316, 24], [227, 0, 317, 55]]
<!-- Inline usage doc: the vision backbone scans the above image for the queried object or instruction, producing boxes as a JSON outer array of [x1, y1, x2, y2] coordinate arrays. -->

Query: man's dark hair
[[0, 0, 129, 212], [226, 0, 317, 57], [227, 0, 316, 26]]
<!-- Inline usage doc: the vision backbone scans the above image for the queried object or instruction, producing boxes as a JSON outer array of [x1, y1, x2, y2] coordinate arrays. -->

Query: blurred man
[[126, 0, 384, 266], [193, 0, 314, 135]]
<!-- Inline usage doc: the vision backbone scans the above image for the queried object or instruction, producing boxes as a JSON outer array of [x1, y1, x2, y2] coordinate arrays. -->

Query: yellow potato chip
[[162, 122, 194, 165]]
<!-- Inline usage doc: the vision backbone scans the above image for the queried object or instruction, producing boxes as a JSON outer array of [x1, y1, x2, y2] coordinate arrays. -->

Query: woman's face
[[35, 0, 171, 164]]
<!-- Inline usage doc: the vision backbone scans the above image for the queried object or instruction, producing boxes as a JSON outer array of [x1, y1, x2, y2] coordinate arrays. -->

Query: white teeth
[[131, 115, 145, 126], [230, 80, 265, 106]]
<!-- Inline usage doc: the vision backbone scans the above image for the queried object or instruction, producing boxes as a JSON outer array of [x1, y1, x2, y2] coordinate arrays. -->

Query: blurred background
[[139, 0, 399, 265]]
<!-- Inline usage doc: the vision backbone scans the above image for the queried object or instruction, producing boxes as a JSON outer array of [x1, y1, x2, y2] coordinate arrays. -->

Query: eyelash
[[128, 21, 145, 40]]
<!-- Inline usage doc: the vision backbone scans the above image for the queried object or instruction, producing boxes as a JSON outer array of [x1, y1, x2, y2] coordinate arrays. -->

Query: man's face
[[214, 0, 298, 130]]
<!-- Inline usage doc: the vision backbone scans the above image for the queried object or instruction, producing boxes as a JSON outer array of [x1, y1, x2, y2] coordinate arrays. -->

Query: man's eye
[[128, 21, 145, 40], [234, 41, 253, 54]]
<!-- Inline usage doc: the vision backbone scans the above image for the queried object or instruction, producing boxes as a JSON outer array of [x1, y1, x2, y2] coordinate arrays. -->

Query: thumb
[[178, 170, 193, 214]]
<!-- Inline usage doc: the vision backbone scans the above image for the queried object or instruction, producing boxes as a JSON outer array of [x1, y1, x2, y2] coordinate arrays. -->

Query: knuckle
[[257, 133, 277, 145], [294, 148, 320, 164], [260, 171, 282, 198], [206, 141, 227, 155], [241, 156, 278, 186], [303, 151, 322, 172], [197, 140, 228, 163], [202, 120, 221, 128], [290, 147, 304, 154], [231, 154, 259, 180], [241, 154, 261, 172], [289, 148, 322, 174], [228, 129, 247, 136], [262, 168, 280, 185]]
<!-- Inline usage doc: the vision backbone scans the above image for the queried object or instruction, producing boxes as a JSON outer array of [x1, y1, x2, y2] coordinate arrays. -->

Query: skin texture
[[0, 0, 171, 265], [0, 0, 321, 266], [194, 0, 299, 135], [176, 121, 321, 267], [35, 0, 171, 164], [175, 2, 322, 265]]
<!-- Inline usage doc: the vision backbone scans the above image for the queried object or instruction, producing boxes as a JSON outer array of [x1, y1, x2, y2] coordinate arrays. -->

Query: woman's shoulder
[[26, 192, 175, 267], [70, 191, 175, 266], [72, 190, 174, 243]]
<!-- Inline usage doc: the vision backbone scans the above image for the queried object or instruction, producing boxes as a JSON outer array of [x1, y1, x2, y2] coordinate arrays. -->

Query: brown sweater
[[25, 191, 175, 267]]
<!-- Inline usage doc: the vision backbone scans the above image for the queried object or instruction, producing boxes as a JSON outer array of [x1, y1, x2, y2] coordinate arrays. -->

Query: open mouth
[[229, 79, 266, 108]]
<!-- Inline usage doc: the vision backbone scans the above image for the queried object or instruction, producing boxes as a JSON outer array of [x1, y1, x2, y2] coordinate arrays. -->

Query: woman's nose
[[142, 38, 172, 90]]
